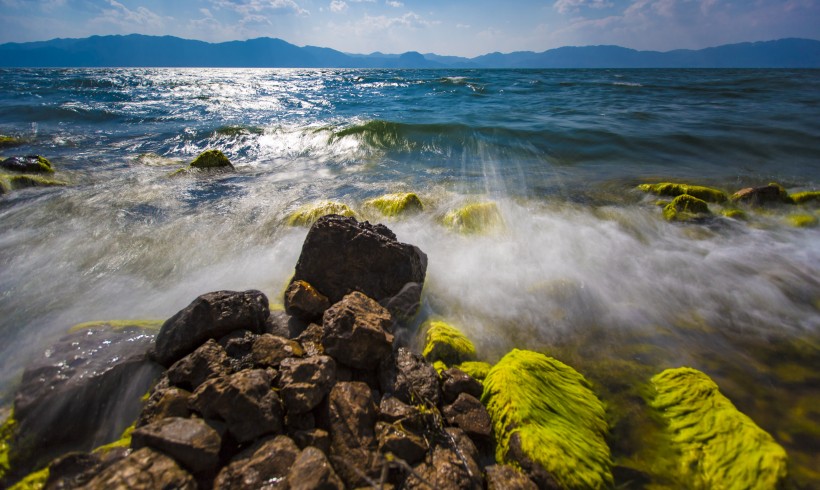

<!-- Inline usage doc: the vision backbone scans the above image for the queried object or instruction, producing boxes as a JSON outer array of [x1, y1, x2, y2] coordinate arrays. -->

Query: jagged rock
[[376, 421, 427, 465], [289, 214, 427, 310], [266, 310, 307, 339], [378, 395, 419, 423], [0, 155, 54, 173], [214, 435, 300, 490], [327, 381, 380, 487], [220, 330, 258, 371], [285, 280, 331, 323], [285, 411, 315, 431], [322, 292, 394, 369], [252, 334, 304, 368], [731, 183, 793, 206], [131, 417, 220, 474], [379, 347, 441, 406], [295, 322, 325, 357], [290, 428, 331, 453], [485, 464, 538, 490], [154, 290, 270, 367], [405, 428, 482, 490], [441, 367, 483, 405], [44, 452, 103, 490], [442, 393, 492, 442], [137, 380, 192, 427], [11, 323, 162, 474], [190, 369, 283, 443], [288, 446, 345, 490], [278, 355, 337, 415], [77, 447, 196, 489], [167, 339, 232, 391]]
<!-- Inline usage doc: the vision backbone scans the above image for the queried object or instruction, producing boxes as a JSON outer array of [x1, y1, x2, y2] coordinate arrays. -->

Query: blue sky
[[1, 0, 818, 57]]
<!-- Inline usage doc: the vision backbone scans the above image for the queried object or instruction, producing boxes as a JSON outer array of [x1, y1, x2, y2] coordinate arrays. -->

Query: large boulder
[[322, 292, 395, 370], [77, 447, 196, 489], [131, 417, 221, 474], [154, 290, 270, 367], [289, 215, 427, 313], [214, 435, 300, 490]]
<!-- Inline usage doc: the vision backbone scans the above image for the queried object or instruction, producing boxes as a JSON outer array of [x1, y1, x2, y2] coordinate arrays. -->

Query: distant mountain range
[[1, 35, 819, 68]]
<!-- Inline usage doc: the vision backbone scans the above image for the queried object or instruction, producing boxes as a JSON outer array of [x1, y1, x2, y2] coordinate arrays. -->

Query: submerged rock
[[0, 173, 66, 194], [662, 194, 711, 221], [0, 155, 54, 173], [649, 367, 788, 489], [422, 320, 477, 367], [787, 213, 818, 228], [364, 192, 424, 217], [638, 182, 727, 203], [442, 201, 504, 234], [286, 201, 356, 227], [190, 149, 233, 170], [482, 349, 612, 489], [731, 183, 793, 206], [790, 190, 820, 205], [322, 292, 395, 370], [0, 135, 24, 148]]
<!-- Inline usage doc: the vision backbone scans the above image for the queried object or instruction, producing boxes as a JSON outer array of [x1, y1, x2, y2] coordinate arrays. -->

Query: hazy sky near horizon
[[1, 0, 818, 57]]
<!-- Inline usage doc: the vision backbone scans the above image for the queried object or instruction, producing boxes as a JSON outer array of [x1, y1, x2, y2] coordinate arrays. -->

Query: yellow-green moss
[[67, 319, 164, 334], [92, 422, 135, 456], [790, 191, 820, 205], [432, 360, 448, 374], [364, 193, 423, 217], [787, 214, 818, 228], [0, 136, 23, 148], [662, 194, 711, 222], [286, 201, 356, 226], [421, 321, 477, 367], [0, 174, 67, 194], [189, 149, 233, 169], [8, 467, 48, 490], [482, 349, 612, 489], [0, 156, 53, 173], [1, 411, 16, 481], [720, 208, 747, 220], [442, 201, 503, 234], [455, 361, 492, 381], [638, 183, 727, 203], [649, 367, 788, 490]]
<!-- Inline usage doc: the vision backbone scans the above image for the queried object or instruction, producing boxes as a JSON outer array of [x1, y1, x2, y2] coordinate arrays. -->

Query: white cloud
[[330, 0, 347, 13], [92, 0, 167, 28], [554, 0, 612, 14], [212, 0, 308, 16], [356, 12, 435, 32], [386, 0, 403, 7]]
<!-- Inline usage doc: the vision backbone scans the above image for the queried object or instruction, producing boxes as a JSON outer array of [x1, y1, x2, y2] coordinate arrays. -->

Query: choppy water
[[1, 68, 819, 484]]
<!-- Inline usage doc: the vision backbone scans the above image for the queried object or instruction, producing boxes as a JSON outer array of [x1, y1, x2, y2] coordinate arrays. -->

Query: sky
[[0, 0, 818, 57]]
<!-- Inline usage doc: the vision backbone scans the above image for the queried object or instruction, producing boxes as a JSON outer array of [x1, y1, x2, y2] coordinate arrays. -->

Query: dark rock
[[380, 347, 441, 406], [485, 464, 538, 490], [405, 428, 482, 490], [1, 155, 54, 173], [278, 355, 337, 415], [441, 368, 483, 405], [378, 395, 419, 423], [219, 330, 258, 371], [154, 290, 270, 367], [731, 183, 793, 206], [252, 334, 304, 368], [267, 310, 308, 339], [295, 322, 325, 357], [285, 411, 315, 431], [190, 369, 283, 443], [379, 281, 424, 320], [44, 452, 102, 490], [288, 446, 345, 490], [290, 428, 331, 453], [506, 432, 561, 490], [190, 149, 233, 170], [214, 435, 300, 490], [376, 421, 427, 465], [290, 214, 427, 308], [442, 393, 492, 441], [131, 417, 220, 474], [77, 447, 196, 489], [327, 381, 379, 487], [137, 380, 192, 427], [285, 280, 331, 323], [167, 339, 232, 391], [322, 292, 394, 370], [11, 323, 162, 474]]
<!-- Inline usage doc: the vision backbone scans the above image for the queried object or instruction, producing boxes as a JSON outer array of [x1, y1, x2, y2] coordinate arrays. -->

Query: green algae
[[67, 319, 164, 334], [286, 200, 356, 226], [1, 411, 16, 481], [190, 149, 233, 169], [454, 361, 492, 381], [8, 467, 48, 490], [0, 156, 53, 174], [482, 349, 612, 489], [787, 214, 818, 228], [421, 320, 477, 367], [649, 367, 788, 490], [638, 182, 727, 203], [364, 192, 423, 217], [92, 422, 135, 456], [790, 190, 820, 205], [0, 174, 67, 194], [0, 136, 23, 148], [720, 208, 747, 220], [662, 194, 711, 222], [442, 201, 503, 234]]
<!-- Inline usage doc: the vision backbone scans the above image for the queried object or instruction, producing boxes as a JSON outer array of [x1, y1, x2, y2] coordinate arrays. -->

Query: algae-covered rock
[[0, 135, 24, 148], [7, 466, 48, 490], [638, 182, 727, 203], [443, 201, 504, 233], [364, 192, 423, 217], [286, 201, 356, 226], [482, 349, 612, 489], [662, 194, 711, 221], [720, 208, 747, 220], [0, 156, 54, 174], [787, 214, 818, 228], [421, 320, 477, 367], [454, 361, 492, 381], [790, 190, 820, 205], [0, 174, 66, 194], [0, 412, 15, 481], [731, 183, 793, 206], [649, 367, 788, 489], [190, 149, 233, 169]]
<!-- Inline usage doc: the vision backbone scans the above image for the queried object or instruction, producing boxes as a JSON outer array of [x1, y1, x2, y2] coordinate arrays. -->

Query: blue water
[[1, 68, 819, 484]]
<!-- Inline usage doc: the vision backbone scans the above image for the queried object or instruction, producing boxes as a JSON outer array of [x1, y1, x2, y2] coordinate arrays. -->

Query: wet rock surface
[[322, 292, 395, 369], [214, 435, 300, 490], [131, 416, 221, 474], [285, 279, 331, 323], [77, 447, 196, 490]]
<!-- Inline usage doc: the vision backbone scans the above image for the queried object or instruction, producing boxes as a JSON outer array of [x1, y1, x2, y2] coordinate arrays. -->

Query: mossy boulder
[[364, 192, 423, 217], [720, 208, 747, 220], [442, 201, 503, 234], [787, 214, 818, 228], [790, 190, 820, 205], [7, 466, 48, 490], [638, 182, 727, 203], [286, 201, 356, 227], [454, 361, 493, 381], [0, 174, 66, 195], [0, 156, 54, 174], [421, 320, 477, 367], [649, 367, 788, 489], [189, 149, 233, 169], [662, 194, 711, 221], [482, 349, 612, 489], [0, 136, 24, 148]]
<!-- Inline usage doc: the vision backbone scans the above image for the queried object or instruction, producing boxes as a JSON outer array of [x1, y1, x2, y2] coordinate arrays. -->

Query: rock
[[378, 396, 419, 423], [11, 323, 162, 474], [287, 446, 345, 490], [289, 214, 427, 308], [278, 355, 337, 415], [0, 173, 67, 194], [190, 369, 283, 443], [326, 381, 379, 487], [137, 381, 192, 427], [485, 464, 538, 490], [214, 435, 300, 490], [167, 339, 232, 391], [44, 452, 103, 490], [290, 428, 331, 453], [285, 280, 331, 323], [220, 330, 258, 371], [286, 201, 356, 227], [376, 421, 427, 465], [285, 411, 315, 431], [731, 183, 793, 206], [266, 309, 307, 339], [405, 428, 482, 490], [442, 393, 492, 442], [379, 347, 441, 406], [131, 417, 220, 474], [322, 292, 395, 370], [442, 201, 503, 234], [441, 367, 483, 405], [154, 290, 270, 367], [637, 182, 727, 203], [787, 214, 818, 227], [790, 190, 820, 205], [364, 192, 424, 217], [662, 194, 711, 221], [422, 321, 477, 367], [0, 135, 24, 148], [452, 361, 492, 382], [251, 334, 304, 368], [295, 322, 325, 357], [0, 155, 54, 173], [189, 149, 233, 170], [482, 349, 612, 489], [77, 447, 196, 489]]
